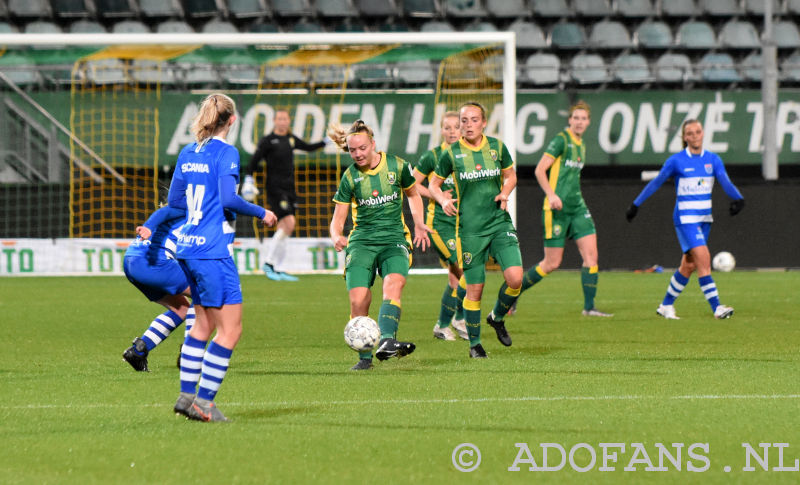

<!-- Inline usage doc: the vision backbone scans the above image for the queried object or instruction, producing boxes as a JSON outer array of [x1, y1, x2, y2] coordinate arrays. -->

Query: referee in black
[[242, 109, 328, 281]]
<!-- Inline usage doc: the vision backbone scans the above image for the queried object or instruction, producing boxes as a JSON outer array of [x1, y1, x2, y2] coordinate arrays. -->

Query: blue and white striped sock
[[141, 310, 182, 351], [179, 335, 207, 395], [662, 271, 689, 306], [183, 306, 195, 339], [698, 275, 720, 311], [197, 342, 233, 402]]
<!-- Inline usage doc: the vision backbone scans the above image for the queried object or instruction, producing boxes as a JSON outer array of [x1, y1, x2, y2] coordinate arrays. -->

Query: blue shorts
[[124, 256, 188, 302], [179, 257, 242, 307], [675, 223, 711, 253]]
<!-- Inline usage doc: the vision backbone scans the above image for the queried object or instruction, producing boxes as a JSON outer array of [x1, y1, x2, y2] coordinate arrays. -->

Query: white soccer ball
[[344, 316, 380, 352], [712, 251, 736, 272]]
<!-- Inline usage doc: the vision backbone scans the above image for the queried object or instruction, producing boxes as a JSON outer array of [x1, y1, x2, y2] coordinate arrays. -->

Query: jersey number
[[186, 184, 205, 225]]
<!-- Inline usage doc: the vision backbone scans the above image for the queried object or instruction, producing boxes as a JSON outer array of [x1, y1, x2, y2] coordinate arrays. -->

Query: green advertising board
[[22, 90, 800, 166]]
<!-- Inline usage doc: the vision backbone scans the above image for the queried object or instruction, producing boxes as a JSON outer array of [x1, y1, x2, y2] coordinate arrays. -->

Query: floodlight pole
[[762, 1, 779, 180]]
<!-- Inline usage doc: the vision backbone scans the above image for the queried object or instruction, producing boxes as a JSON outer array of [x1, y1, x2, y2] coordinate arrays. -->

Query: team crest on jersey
[[372, 190, 379, 197], [345, 253, 352, 267], [280, 200, 289, 210], [476, 164, 482, 170], [553, 224, 562, 236], [387, 172, 396, 184], [463, 252, 472, 264], [704, 163, 713, 174], [289, 137, 295, 148], [489, 149, 498, 161], [447, 239, 456, 251]]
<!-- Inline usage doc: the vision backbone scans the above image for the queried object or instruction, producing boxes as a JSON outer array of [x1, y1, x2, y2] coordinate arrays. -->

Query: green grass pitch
[[2, 271, 799, 484]]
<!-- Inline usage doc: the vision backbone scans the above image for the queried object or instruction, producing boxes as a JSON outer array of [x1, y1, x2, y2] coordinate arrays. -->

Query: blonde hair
[[459, 101, 486, 120], [191, 93, 236, 143], [441, 110, 460, 127], [327, 119, 374, 152], [681, 119, 701, 148], [569, 100, 591, 118]]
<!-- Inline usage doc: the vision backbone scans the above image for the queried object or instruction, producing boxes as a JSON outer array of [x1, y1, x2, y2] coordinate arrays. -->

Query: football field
[[2, 271, 799, 484]]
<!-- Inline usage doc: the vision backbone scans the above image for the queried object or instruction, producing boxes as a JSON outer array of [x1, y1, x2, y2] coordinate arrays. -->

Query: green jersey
[[415, 142, 456, 231], [434, 135, 514, 238], [333, 152, 416, 247], [542, 129, 587, 212]]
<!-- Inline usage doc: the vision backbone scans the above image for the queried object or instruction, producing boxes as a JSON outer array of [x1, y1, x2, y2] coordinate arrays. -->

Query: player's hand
[[333, 235, 348, 252], [413, 223, 433, 251], [548, 194, 563, 211], [135, 226, 152, 240], [626, 203, 638, 222], [729, 198, 745, 216], [441, 198, 458, 216], [241, 174, 259, 202], [261, 210, 277, 227]]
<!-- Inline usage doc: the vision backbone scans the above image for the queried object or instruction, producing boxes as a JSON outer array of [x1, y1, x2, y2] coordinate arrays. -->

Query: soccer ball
[[712, 251, 736, 272], [344, 316, 380, 352]]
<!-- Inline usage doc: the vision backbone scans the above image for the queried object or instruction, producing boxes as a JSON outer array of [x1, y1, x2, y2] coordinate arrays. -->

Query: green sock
[[521, 265, 546, 292], [437, 284, 457, 328], [581, 266, 599, 311], [378, 299, 401, 339], [358, 350, 373, 360], [463, 297, 481, 347], [492, 284, 521, 320], [453, 284, 467, 320]]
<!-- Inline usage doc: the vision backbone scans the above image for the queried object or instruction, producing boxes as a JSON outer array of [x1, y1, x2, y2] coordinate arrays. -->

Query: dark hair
[[459, 101, 486, 121], [681, 119, 702, 148]]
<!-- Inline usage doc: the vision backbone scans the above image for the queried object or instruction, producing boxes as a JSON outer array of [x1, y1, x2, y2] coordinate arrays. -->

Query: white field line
[[10, 394, 800, 410]]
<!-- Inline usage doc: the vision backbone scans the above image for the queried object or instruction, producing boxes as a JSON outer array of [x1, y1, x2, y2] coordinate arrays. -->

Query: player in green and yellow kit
[[429, 102, 523, 359], [511, 101, 613, 317], [413, 111, 468, 342], [328, 119, 431, 371]]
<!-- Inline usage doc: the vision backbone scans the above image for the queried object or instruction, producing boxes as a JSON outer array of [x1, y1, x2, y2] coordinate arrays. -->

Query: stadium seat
[[612, 53, 653, 83], [182, 0, 222, 18], [378, 21, 410, 32], [774, 21, 800, 49], [227, 0, 269, 19], [220, 51, 260, 85], [139, 0, 184, 19], [740, 52, 763, 82], [654, 52, 692, 82], [176, 51, 219, 86], [486, 0, 526, 18], [699, 0, 741, 16], [69, 20, 107, 33], [634, 21, 673, 49], [157, 20, 194, 33], [0, 22, 19, 34], [523, 52, 560, 85], [549, 22, 586, 49], [464, 21, 497, 32], [572, 0, 613, 17], [95, 0, 136, 19], [270, 0, 311, 16], [51, 0, 91, 19], [675, 21, 717, 49], [314, 65, 350, 86], [788, 0, 800, 15], [396, 60, 435, 85], [317, 0, 358, 18], [112, 20, 150, 34], [132, 59, 178, 85], [0, 52, 42, 87], [570, 53, 609, 84], [248, 21, 279, 32], [24, 20, 62, 35], [8, 0, 51, 19], [444, 0, 487, 17], [353, 63, 395, 87], [719, 20, 760, 49], [420, 20, 455, 33], [403, 0, 437, 17], [780, 52, 800, 81], [531, 0, 570, 17], [265, 64, 307, 85], [355, 0, 398, 17], [85, 58, 128, 84], [616, 0, 652, 18], [660, 0, 699, 17], [745, 0, 782, 15], [697, 52, 741, 83], [588, 20, 632, 50], [334, 19, 367, 32], [509, 20, 547, 50], [202, 18, 239, 34], [291, 20, 323, 33]]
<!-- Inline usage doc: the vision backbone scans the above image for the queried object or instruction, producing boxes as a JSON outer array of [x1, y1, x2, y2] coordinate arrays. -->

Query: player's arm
[[404, 184, 432, 251], [534, 153, 561, 210], [329, 202, 350, 252], [138, 206, 185, 239], [496, 166, 516, 212], [713, 157, 745, 215], [167, 170, 188, 211], [292, 134, 326, 152], [412, 168, 433, 199], [429, 151, 457, 216], [626, 157, 675, 222], [220, 175, 276, 226]]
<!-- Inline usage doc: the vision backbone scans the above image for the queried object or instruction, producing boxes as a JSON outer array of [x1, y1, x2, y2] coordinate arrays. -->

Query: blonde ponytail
[[191, 93, 236, 143], [326, 119, 374, 152]]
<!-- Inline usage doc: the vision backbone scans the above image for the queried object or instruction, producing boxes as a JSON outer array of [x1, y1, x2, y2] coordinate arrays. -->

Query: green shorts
[[430, 223, 458, 267], [460, 227, 522, 285], [542, 207, 596, 248], [345, 242, 411, 290]]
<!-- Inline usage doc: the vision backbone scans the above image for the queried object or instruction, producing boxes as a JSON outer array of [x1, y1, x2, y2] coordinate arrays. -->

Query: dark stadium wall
[[514, 179, 800, 271]]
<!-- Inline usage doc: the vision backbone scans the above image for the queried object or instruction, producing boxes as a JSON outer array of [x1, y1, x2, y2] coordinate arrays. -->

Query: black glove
[[625, 203, 638, 222], [729, 198, 745, 216]]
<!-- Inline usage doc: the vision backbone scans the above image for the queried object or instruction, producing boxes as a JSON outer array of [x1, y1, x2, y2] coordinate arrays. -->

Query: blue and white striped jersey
[[634, 148, 742, 226]]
